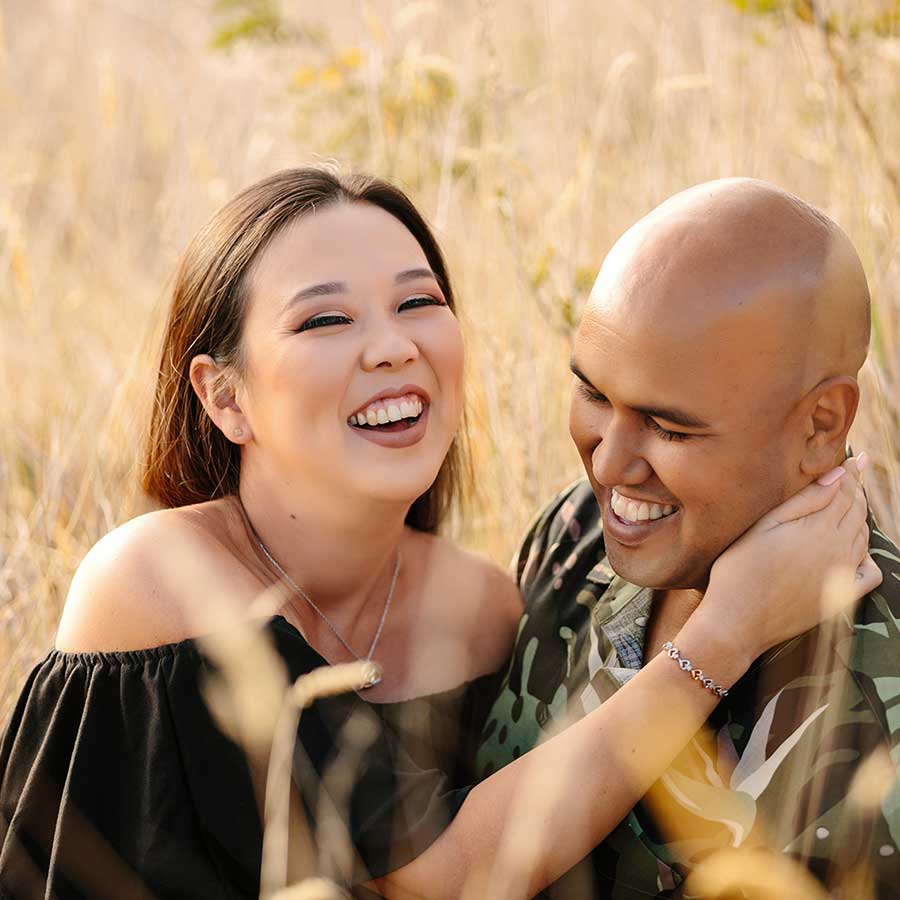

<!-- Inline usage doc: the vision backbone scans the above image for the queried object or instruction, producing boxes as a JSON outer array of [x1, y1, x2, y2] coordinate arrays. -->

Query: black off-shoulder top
[[0, 615, 497, 900]]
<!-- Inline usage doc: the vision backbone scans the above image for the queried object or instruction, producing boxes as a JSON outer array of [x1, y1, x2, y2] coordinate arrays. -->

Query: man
[[475, 179, 900, 898]]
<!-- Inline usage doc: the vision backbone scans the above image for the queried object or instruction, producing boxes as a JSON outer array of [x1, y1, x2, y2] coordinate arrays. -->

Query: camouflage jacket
[[475, 479, 900, 899]]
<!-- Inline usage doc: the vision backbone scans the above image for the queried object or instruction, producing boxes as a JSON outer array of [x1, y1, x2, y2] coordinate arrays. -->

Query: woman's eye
[[399, 295, 445, 311], [646, 417, 690, 442], [296, 314, 352, 333]]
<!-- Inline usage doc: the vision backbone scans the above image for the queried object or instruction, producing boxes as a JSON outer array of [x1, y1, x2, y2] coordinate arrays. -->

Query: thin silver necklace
[[240, 502, 400, 690]]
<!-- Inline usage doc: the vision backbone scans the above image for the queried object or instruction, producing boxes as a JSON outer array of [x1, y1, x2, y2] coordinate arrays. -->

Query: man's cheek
[[677, 497, 731, 558]]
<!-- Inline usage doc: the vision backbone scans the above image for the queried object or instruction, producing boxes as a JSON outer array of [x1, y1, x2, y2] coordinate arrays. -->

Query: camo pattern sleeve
[[474, 481, 900, 899], [474, 479, 609, 781], [633, 514, 900, 900], [818, 517, 900, 892]]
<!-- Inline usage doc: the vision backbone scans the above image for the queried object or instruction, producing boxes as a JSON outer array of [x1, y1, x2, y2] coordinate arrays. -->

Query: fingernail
[[818, 467, 845, 486], [856, 451, 869, 471]]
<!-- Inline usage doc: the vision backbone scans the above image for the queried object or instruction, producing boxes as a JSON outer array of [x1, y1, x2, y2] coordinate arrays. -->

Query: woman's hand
[[694, 453, 880, 669], [381, 459, 882, 900]]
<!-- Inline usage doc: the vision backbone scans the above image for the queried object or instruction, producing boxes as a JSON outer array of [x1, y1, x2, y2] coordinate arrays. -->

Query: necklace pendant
[[358, 661, 383, 690]]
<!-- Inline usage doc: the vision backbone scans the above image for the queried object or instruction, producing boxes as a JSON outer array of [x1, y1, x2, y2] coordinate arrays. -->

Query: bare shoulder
[[408, 531, 523, 676], [55, 500, 247, 652]]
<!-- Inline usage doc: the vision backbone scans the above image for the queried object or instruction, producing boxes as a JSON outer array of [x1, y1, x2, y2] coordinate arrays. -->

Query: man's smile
[[610, 488, 678, 523], [603, 487, 681, 547]]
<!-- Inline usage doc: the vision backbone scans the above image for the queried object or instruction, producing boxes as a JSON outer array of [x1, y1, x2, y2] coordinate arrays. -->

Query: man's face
[[569, 292, 808, 591]]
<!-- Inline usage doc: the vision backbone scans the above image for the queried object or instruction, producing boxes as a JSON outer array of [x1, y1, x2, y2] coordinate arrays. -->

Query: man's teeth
[[349, 395, 424, 427], [611, 488, 676, 524]]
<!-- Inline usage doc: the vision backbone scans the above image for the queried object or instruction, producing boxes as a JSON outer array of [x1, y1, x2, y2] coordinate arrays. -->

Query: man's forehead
[[575, 308, 712, 398], [573, 178, 864, 422], [574, 295, 799, 425], [578, 292, 738, 361]]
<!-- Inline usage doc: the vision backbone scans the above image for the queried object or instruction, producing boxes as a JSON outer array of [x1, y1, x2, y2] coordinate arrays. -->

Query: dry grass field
[[1, 0, 900, 894]]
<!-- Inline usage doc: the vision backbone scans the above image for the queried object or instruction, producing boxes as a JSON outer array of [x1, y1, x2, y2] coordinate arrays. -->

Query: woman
[[0, 169, 877, 900]]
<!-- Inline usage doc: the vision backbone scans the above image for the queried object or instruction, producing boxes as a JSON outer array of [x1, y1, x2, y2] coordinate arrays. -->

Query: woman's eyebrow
[[395, 268, 438, 284], [284, 281, 347, 311], [284, 269, 437, 313]]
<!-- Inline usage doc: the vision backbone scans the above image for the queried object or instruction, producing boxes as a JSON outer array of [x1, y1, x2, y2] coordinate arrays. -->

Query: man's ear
[[798, 375, 859, 478], [189, 354, 252, 444]]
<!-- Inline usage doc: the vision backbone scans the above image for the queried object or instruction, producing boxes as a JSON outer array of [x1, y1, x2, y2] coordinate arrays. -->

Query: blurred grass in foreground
[[3, 0, 899, 711]]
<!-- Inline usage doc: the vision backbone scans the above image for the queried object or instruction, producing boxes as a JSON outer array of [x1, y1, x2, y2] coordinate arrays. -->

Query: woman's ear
[[189, 354, 252, 444], [798, 376, 859, 478]]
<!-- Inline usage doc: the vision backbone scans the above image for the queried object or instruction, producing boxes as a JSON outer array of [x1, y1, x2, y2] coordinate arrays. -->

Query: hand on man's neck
[[643, 588, 705, 657]]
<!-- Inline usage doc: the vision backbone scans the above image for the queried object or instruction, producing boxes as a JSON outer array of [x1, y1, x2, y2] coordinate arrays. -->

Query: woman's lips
[[349, 405, 429, 449], [349, 392, 425, 426], [350, 384, 430, 419]]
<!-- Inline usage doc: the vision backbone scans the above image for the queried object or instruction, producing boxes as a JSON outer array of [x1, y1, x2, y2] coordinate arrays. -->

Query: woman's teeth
[[611, 488, 677, 524], [349, 394, 424, 427]]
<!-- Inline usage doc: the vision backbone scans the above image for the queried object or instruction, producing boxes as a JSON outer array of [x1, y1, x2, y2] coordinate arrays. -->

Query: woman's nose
[[590, 419, 653, 487], [360, 318, 419, 371]]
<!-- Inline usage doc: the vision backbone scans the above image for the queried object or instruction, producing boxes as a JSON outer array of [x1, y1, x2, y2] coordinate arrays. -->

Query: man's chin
[[605, 545, 710, 591]]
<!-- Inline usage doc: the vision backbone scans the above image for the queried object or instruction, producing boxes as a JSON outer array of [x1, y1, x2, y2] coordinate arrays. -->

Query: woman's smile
[[349, 386, 429, 428], [347, 385, 431, 448], [350, 402, 430, 449]]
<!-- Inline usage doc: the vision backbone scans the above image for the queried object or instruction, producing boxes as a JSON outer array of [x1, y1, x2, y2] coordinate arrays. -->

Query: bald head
[[590, 178, 870, 393], [569, 179, 871, 589]]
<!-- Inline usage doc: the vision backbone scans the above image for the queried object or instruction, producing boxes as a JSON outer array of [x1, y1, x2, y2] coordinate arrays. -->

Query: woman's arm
[[374, 460, 879, 900], [376, 621, 739, 900]]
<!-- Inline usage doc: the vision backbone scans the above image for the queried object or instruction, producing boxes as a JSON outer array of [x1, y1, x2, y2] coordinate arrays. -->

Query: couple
[[0, 169, 897, 900]]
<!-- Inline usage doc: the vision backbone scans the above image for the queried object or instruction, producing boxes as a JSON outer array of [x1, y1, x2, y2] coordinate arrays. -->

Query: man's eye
[[296, 314, 352, 333], [576, 382, 608, 404], [646, 417, 690, 442], [399, 295, 445, 311]]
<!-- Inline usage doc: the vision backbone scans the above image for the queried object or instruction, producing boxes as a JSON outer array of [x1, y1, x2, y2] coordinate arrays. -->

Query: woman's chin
[[343, 469, 442, 509]]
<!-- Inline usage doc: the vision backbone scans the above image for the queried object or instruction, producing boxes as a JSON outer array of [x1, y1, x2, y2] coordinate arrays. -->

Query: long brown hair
[[143, 168, 468, 532]]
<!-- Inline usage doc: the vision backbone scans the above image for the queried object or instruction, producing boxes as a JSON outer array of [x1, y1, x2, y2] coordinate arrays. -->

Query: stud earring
[[233, 427, 244, 438]]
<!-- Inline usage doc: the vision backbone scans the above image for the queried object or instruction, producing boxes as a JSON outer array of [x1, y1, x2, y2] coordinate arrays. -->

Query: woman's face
[[235, 201, 464, 508]]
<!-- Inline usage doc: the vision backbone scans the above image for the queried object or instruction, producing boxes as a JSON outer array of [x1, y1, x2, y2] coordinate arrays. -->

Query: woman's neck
[[235, 473, 411, 623]]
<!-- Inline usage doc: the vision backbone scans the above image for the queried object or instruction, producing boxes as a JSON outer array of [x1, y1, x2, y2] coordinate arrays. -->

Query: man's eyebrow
[[569, 357, 711, 430], [635, 403, 711, 430], [569, 360, 604, 395]]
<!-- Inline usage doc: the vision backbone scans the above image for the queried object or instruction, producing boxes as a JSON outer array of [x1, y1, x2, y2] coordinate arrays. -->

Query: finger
[[762, 473, 846, 527], [851, 521, 870, 567], [842, 454, 863, 485], [837, 481, 868, 534], [759, 452, 868, 528], [836, 457, 863, 499], [828, 452, 867, 513], [817, 471, 860, 529], [854, 555, 882, 598]]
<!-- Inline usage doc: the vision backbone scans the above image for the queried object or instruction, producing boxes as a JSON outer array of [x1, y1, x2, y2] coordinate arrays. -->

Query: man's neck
[[643, 589, 704, 659]]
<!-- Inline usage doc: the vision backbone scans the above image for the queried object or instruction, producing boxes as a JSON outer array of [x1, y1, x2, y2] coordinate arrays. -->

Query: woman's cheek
[[429, 318, 465, 400]]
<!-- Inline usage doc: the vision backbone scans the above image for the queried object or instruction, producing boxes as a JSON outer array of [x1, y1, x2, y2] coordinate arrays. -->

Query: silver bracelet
[[661, 641, 730, 698]]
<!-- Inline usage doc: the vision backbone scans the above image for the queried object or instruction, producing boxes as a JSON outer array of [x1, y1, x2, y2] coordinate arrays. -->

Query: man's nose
[[360, 316, 419, 371], [590, 417, 653, 486]]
